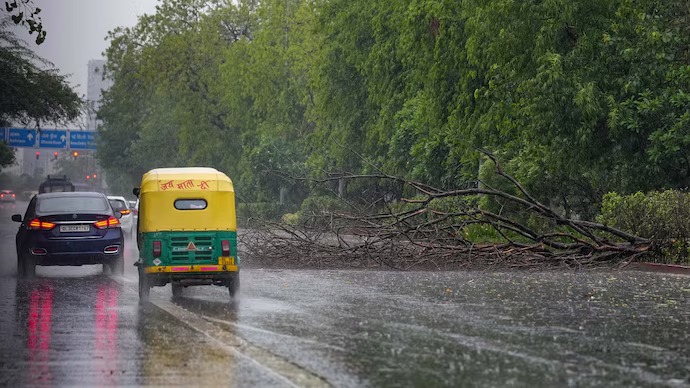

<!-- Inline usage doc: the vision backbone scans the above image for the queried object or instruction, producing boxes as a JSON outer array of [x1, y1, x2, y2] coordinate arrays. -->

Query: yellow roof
[[140, 167, 234, 193]]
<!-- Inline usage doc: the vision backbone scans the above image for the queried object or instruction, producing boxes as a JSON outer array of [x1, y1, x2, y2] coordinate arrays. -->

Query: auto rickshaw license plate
[[219, 257, 234, 266]]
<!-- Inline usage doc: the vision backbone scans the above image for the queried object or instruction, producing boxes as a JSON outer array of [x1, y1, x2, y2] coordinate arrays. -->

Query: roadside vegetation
[[96, 0, 690, 267], [0, 14, 82, 170]]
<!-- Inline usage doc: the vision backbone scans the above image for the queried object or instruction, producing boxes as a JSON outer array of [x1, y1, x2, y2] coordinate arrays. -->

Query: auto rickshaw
[[133, 167, 239, 301]]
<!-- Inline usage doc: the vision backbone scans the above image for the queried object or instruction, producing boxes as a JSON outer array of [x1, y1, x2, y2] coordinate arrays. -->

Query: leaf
[[36, 30, 46, 45], [11, 12, 23, 24]]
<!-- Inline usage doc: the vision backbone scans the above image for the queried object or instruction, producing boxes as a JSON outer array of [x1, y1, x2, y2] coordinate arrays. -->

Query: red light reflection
[[95, 284, 120, 382], [27, 284, 55, 385]]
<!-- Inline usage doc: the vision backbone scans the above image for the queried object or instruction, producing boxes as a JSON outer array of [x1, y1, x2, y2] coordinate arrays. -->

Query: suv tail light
[[94, 216, 120, 229], [221, 239, 230, 256], [153, 241, 162, 257], [28, 218, 56, 230], [120, 209, 131, 215]]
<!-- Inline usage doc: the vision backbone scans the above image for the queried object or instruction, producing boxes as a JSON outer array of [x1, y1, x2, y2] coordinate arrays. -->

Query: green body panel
[[139, 230, 238, 267]]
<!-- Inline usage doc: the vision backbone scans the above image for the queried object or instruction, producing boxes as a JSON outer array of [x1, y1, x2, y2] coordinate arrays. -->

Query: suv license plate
[[60, 225, 90, 233]]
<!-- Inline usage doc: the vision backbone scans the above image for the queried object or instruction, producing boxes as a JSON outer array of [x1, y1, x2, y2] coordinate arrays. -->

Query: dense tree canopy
[[98, 0, 690, 218], [0, 18, 81, 169]]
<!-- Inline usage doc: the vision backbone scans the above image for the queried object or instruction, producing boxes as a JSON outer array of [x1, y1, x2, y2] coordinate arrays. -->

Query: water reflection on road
[[8, 275, 135, 386], [1, 201, 689, 386], [2, 273, 256, 386]]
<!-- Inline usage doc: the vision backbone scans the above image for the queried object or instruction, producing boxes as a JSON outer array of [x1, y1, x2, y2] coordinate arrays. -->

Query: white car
[[128, 200, 138, 218], [107, 195, 134, 238]]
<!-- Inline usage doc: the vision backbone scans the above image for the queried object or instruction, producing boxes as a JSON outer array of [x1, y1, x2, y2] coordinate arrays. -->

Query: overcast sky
[[12, 0, 159, 98]]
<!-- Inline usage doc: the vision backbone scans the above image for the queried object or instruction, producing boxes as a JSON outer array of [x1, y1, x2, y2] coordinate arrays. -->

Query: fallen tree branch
[[239, 154, 654, 270]]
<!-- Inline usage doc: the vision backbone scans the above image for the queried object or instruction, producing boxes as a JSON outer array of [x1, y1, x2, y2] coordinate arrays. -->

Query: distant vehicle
[[38, 175, 75, 193], [12, 192, 125, 278], [0, 190, 16, 202], [107, 196, 134, 238]]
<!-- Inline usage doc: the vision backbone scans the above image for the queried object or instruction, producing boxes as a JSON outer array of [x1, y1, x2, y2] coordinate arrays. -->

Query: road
[[1, 200, 689, 387]]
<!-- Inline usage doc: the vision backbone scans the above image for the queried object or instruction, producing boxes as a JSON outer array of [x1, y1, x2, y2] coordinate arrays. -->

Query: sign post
[[7, 128, 37, 148], [39, 129, 68, 149], [69, 131, 97, 150]]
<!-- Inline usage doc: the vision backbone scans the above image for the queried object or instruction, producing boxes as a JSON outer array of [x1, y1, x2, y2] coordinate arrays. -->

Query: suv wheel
[[110, 254, 124, 276], [23, 254, 36, 279], [17, 253, 25, 278]]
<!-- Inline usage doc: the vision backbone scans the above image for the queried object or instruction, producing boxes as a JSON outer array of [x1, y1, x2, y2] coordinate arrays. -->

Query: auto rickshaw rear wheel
[[228, 272, 240, 298], [138, 268, 150, 302], [172, 283, 183, 297]]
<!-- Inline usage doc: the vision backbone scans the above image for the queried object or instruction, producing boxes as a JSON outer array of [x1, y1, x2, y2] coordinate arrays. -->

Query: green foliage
[[0, 142, 14, 169], [599, 190, 690, 264], [281, 212, 300, 225], [98, 0, 690, 224], [2, 0, 45, 44], [295, 195, 351, 226], [237, 201, 285, 222], [0, 19, 81, 128], [299, 195, 349, 214]]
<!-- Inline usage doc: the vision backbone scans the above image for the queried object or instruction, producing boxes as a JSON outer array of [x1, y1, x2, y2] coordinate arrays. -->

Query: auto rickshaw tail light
[[94, 216, 120, 229], [221, 240, 230, 256], [28, 218, 56, 230], [153, 241, 162, 257]]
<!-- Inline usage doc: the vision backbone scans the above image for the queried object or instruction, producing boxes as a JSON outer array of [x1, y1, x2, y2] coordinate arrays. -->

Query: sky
[[11, 0, 159, 98]]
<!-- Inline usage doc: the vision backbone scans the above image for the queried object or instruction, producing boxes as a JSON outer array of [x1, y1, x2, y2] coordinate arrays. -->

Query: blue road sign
[[69, 131, 97, 150], [39, 129, 68, 149], [0, 128, 6, 143], [8, 128, 37, 147]]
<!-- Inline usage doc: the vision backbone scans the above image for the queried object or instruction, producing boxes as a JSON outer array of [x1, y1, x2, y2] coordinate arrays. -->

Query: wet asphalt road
[[1, 200, 690, 387]]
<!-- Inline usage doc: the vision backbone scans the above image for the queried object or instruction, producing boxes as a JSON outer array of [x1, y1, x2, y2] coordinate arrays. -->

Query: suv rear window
[[109, 199, 128, 212], [38, 196, 109, 213]]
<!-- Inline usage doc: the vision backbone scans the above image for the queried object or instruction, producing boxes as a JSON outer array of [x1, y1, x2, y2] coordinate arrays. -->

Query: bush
[[297, 195, 351, 227], [598, 190, 690, 264], [237, 202, 285, 225]]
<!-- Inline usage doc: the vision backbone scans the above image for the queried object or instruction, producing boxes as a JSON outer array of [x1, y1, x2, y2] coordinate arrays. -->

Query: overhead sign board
[[39, 129, 68, 149], [69, 131, 97, 150], [3, 128, 98, 150], [7, 128, 37, 147]]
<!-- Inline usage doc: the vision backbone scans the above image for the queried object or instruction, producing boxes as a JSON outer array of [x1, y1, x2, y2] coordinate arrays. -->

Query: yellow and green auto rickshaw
[[133, 167, 239, 301]]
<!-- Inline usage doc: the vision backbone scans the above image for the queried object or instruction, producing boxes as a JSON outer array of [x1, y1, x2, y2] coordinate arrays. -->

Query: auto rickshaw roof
[[140, 167, 234, 193]]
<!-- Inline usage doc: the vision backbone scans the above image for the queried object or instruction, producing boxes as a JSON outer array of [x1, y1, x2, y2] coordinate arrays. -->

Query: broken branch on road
[[240, 151, 653, 270]]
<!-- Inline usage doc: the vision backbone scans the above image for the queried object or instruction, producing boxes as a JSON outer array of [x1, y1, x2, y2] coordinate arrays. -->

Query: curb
[[622, 262, 690, 276]]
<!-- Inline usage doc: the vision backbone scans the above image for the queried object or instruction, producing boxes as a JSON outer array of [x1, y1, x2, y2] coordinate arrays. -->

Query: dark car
[[38, 175, 75, 193], [12, 192, 125, 278]]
